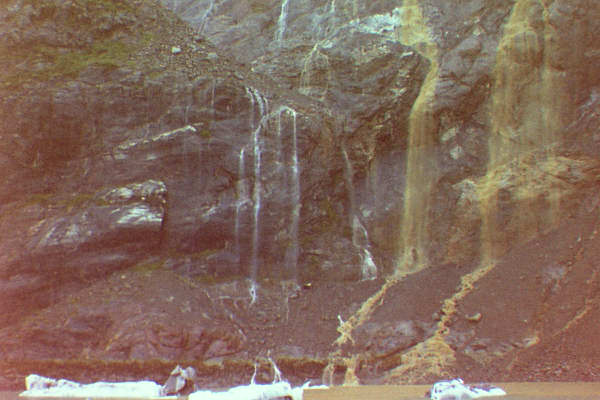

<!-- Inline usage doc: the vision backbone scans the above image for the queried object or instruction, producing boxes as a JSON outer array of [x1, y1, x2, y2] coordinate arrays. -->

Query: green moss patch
[[0, 0, 160, 89], [1, 39, 134, 89]]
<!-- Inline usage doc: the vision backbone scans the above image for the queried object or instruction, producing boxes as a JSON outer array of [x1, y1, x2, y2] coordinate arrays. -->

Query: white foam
[[430, 378, 506, 400]]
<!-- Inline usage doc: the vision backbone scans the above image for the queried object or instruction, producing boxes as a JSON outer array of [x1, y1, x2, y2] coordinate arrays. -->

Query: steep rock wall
[[1, 0, 600, 387]]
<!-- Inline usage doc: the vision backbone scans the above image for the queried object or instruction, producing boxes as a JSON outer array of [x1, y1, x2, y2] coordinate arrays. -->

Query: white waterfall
[[352, 216, 377, 280], [251, 120, 261, 283], [276, 106, 300, 278], [235, 148, 249, 266], [299, 43, 318, 95], [249, 279, 258, 305], [275, 0, 290, 41], [243, 90, 301, 286], [254, 88, 268, 118], [199, 0, 215, 34], [252, 89, 267, 283], [245, 87, 268, 300], [362, 249, 378, 280], [341, 145, 357, 223], [343, 146, 378, 281], [289, 109, 300, 280]]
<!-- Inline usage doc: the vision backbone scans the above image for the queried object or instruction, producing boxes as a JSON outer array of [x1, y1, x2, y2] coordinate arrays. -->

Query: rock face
[[158, 0, 600, 271], [1, 0, 600, 389]]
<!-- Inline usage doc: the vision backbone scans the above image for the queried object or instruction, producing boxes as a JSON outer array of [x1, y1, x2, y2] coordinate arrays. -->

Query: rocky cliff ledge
[[1, 0, 600, 389]]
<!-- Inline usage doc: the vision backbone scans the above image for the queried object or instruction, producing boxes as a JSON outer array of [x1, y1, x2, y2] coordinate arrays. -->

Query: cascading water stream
[[386, 0, 576, 382], [245, 87, 268, 303], [243, 87, 305, 296], [253, 91, 267, 282], [394, 0, 440, 273], [342, 146, 377, 280], [275, 0, 290, 42], [288, 108, 300, 280], [199, 0, 215, 34], [243, 91, 302, 293], [352, 216, 377, 281], [479, 0, 571, 266], [341, 146, 356, 231], [299, 42, 332, 98], [235, 148, 249, 267], [275, 106, 301, 279], [251, 117, 262, 285], [324, 1, 442, 384]]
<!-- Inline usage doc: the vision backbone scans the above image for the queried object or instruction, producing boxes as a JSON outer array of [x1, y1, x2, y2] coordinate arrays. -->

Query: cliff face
[[160, 0, 600, 269], [1, 0, 600, 389]]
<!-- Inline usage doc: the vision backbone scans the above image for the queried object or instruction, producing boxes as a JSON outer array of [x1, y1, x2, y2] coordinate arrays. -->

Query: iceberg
[[430, 378, 506, 400], [189, 381, 306, 400], [20, 374, 167, 398], [19, 372, 320, 400]]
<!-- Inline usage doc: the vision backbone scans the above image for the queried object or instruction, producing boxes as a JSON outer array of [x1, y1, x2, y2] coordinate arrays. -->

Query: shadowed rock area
[[1, 0, 600, 390]]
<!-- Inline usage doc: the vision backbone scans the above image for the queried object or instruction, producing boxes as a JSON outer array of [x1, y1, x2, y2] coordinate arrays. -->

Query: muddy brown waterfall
[[396, 0, 440, 274], [479, 0, 574, 266]]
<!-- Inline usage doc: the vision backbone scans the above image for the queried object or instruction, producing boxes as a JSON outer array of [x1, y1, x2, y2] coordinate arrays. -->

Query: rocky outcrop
[[0, 179, 167, 325]]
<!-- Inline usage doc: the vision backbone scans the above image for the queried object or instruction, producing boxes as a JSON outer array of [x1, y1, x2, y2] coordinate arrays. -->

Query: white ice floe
[[430, 378, 506, 400], [20, 373, 322, 400], [189, 381, 306, 400], [20, 374, 167, 398]]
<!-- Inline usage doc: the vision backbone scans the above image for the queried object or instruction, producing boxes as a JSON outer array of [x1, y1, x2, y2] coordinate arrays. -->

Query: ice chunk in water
[[20, 374, 164, 398], [430, 378, 506, 400]]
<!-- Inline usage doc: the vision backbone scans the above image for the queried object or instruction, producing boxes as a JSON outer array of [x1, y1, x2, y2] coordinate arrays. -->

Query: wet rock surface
[[1, 0, 600, 390]]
